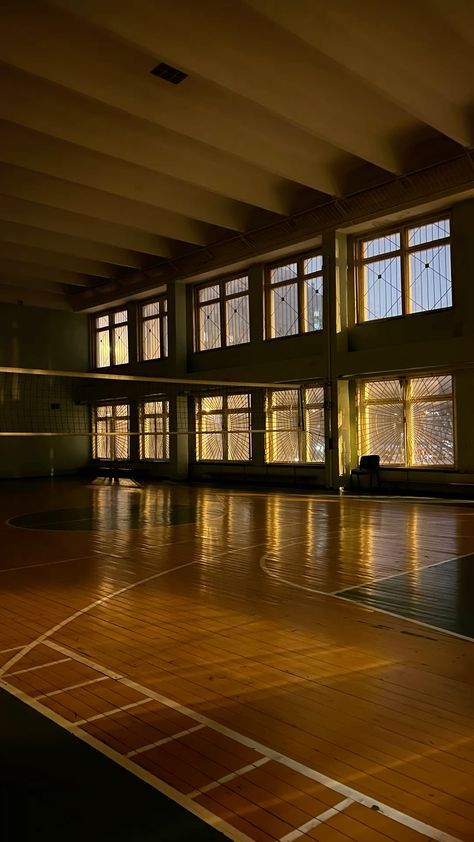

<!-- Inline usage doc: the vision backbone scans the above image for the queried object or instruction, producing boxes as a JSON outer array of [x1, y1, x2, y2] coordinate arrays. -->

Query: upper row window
[[266, 253, 323, 339], [94, 292, 168, 368], [357, 217, 451, 322], [95, 309, 129, 368], [195, 276, 250, 351]]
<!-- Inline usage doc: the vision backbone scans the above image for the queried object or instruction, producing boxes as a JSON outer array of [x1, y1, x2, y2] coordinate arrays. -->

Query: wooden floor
[[1, 479, 474, 842]]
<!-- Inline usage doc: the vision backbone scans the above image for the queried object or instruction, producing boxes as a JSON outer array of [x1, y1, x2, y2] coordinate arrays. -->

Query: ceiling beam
[[0, 163, 215, 245], [0, 284, 70, 309], [0, 194, 173, 258], [0, 241, 119, 279], [0, 258, 95, 288]]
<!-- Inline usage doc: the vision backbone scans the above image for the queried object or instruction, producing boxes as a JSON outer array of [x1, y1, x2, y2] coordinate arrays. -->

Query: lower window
[[93, 404, 130, 461], [195, 394, 251, 461], [358, 375, 454, 466], [265, 386, 325, 464], [140, 400, 169, 460]]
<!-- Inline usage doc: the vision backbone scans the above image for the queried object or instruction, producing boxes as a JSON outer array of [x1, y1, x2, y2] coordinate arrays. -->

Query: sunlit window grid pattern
[[267, 253, 323, 339], [140, 295, 168, 361], [93, 403, 130, 461], [358, 217, 451, 322], [195, 277, 250, 351], [94, 309, 129, 367], [358, 375, 454, 467], [140, 400, 169, 461], [265, 386, 324, 463], [195, 393, 251, 462]]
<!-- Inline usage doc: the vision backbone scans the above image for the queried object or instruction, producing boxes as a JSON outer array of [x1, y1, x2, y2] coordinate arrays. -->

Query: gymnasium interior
[[1, 1, 474, 840]]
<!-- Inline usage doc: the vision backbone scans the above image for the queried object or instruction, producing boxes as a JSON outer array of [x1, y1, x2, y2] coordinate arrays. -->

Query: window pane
[[410, 374, 452, 398], [226, 295, 250, 345], [362, 233, 400, 259], [359, 380, 404, 465], [114, 418, 129, 460], [304, 277, 323, 332], [408, 400, 453, 466], [362, 257, 402, 321], [270, 263, 297, 283], [304, 255, 323, 275], [201, 396, 223, 412], [198, 412, 223, 460], [162, 314, 169, 357], [199, 302, 221, 350], [96, 315, 109, 329], [114, 310, 127, 324], [96, 330, 110, 368], [113, 325, 129, 364], [228, 411, 250, 461], [142, 317, 160, 360], [408, 219, 450, 247], [226, 276, 248, 295], [305, 386, 324, 406], [266, 390, 300, 463], [407, 245, 452, 313], [271, 282, 299, 337], [198, 285, 219, 303], [142, 301, 160, 318], [95, 418, 109, 459], [228, 394, 250, 410], [305, 405, 325, 463]]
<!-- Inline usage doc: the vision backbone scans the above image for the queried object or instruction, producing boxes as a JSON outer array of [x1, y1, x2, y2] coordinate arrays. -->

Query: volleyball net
[[0, 367, 326, 464]]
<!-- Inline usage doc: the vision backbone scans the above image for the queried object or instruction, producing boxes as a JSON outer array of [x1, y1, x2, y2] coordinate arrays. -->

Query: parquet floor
[[1, 478, 474, 842]]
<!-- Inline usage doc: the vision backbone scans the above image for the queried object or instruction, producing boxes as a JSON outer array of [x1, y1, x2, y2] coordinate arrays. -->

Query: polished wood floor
[[1, 479, 474, 842]]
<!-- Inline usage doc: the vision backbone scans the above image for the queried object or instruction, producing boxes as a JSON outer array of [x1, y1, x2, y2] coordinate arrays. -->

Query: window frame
[[139, 398, 170, 461], [195, 392, 252, 462], [92, 308, 129, 368], [265, 384, 325, 464], [92, 402, 130, 462], [357, 373, 455, 468], [265, 250, 324, 340], [139, 291, 168, 362], [355, 214, 452, 324], [194, 275, 250, 352]]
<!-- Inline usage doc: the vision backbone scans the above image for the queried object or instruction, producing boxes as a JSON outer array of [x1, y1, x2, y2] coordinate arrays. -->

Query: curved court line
[[259, 553, 474, 644], [0, 553, 98, 575], [333, 551, 474, 594]]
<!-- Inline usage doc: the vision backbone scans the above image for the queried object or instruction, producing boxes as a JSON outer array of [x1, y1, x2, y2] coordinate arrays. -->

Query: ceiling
[[0, 0, 473, 310]]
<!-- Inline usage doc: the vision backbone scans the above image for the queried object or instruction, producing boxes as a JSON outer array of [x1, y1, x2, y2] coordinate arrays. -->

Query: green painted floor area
[[0, 689, 226, 841], [338, 554, 474, 639]]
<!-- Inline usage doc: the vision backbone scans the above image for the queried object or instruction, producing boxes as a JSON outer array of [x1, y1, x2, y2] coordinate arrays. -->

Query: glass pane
[[266, 410, 300, 462], [142, 301, 160, 318], [359, 380, 404, 465], [199, 302, 221, 350], [409, 400, 453, 466], [96, 330, 110, 368], [228, 411, 250, 461], [96, 314, 109, 329], [304, 255, 323, 275], [270, 263, 297, 283], [407, 245, 452, 313], [226, 295, 250, 346], [114, 417, 129, 460], [305, 386, 324, 406], [95, 418, 109, 459], [142, 317, 160, 360], [197, 411, 223, 461], [114, 310, 127, 324], [227, 394, 250, 410], [364, 379, 403, 402], [226, 276, 248, 295], [362, 257, 402, 321], [271, 283, 299, 337], [162, 314, 169, 357], [113, 324, 129, 364], [304, 277, 323, 332], [362, 233, 400, 259], [201, 396, 223, 412], [115, 404, 129, 417], [408, 219, 450, 247], [270, 389, 299, 407], [198, 285, 219, 303], [305, 405, 325, 463]]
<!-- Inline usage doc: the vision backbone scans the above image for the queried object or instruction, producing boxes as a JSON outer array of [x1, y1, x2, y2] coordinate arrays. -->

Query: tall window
[[94, 310, 129, 367], [140, 292, 168, 360], [358, 375, 454, 466], [266, 252, 323, 339], [357, 217, 451, 322], [265, 386, 325, 463], [195, 394, 251, 461], [93, 404, 130, 461], [140, 400, 169, 460], [195, 276, 250, 351]]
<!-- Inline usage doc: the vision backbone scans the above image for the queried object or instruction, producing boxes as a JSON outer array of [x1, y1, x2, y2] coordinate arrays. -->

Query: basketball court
[[1, 478, 473, 842]]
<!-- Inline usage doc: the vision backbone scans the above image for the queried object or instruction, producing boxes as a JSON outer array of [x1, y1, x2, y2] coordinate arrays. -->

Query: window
[[140, 400, 169, 460], [195, 276, 250, 351], [195, 393, 251, 461], [266, 252, 323, 339], [357, 217, 451, 322], [358, 375, 454, 466], [94, 310, 129, 367], [93, 404, 130, 461], [265, 386, 325, 463], [140, 292, 168, 360]]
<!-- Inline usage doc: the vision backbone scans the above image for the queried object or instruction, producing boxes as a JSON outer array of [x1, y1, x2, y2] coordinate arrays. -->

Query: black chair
[[350, 455, 380, 491]]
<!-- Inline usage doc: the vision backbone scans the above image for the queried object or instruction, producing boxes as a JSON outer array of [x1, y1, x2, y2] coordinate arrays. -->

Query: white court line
[[71, 697, 152, 727], [333, 551, 474, 595], [5, 657, 70, 678], [0, 644, 27, 655], [279, 797, 354, 842], [189, 757, 270, 799], [0, 680, 253, 842], [53, 642, 463, 842], [35, 675, 109, 701], [128, 724, 205, 758], [45, 640, 123, 680]]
